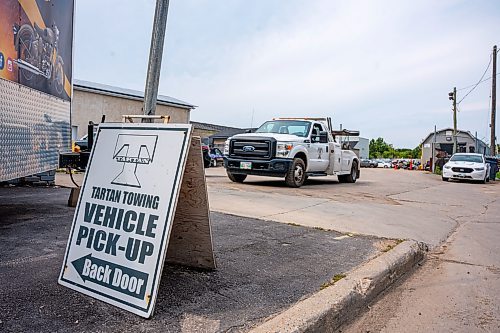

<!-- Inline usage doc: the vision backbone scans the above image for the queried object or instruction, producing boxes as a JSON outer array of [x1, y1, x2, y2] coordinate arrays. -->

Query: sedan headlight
[[276, 142, 293, 157], [444, 164, 451, 169], [474, 167, 484, 171], [223, 140, 230, 155]]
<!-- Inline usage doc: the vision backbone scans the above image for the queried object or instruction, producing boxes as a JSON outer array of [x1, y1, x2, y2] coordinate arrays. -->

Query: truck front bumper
[[224, 157, 293, 177]]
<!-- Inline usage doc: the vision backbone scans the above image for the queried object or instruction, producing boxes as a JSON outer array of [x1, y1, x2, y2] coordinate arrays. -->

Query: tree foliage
[[369, 137, 421, 159]]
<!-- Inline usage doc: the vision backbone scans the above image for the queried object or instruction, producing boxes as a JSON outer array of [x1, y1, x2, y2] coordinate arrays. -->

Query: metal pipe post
[[143, 0, 170, 118]]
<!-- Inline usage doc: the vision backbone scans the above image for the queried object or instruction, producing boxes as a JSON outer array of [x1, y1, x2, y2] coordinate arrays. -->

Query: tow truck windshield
[[255, 120, 311, 137]]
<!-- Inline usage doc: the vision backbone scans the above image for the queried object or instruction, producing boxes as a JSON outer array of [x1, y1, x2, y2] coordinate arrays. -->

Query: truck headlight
[[223, 140, 230, 155], [276, 142, 293, 157], [474, 167, 484, 171]]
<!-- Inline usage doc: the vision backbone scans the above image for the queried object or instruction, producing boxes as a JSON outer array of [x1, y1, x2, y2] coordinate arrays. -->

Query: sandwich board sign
[[59, 123, 214, 318]]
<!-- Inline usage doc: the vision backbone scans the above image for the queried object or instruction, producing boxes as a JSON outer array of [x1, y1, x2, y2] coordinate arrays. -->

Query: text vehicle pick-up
[[223, 118, 360, 187]]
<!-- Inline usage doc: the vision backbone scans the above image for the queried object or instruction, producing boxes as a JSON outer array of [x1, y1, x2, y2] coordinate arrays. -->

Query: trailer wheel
[[285, 158, 306, 187], [344, 161, 358, 183], [227, 171, 247, 183]]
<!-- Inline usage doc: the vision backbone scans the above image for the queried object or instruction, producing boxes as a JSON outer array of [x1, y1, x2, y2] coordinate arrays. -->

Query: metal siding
[[0, 78, 70, 181]]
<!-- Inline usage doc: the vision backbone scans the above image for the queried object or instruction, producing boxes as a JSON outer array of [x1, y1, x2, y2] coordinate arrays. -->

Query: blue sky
[[74, 0, 500, 148]]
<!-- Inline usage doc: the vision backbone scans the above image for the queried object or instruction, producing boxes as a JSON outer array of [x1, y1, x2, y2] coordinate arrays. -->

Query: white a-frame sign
[[59, 123, 215, 318]]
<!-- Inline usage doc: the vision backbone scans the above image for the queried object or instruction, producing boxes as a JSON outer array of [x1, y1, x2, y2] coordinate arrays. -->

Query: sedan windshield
[[449, 154, 483, 163], [255, 120, 311, 137]]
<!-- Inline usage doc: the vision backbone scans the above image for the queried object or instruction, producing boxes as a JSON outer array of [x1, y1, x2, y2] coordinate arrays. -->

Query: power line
[[457, 72, 500, 91], [457, 53, 492, 105]]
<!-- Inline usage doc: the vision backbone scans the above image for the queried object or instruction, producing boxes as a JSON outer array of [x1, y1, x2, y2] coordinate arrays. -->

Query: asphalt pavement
[[0, 186, 380, 333]]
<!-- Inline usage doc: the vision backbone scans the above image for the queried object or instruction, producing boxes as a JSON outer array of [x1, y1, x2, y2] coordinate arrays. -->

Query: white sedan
[[377, 161, 391, 168], [442, 153, 490, 183]]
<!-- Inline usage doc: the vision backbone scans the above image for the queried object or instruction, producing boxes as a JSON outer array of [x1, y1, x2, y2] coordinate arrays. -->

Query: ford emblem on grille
[[242, 145, 255, 152]]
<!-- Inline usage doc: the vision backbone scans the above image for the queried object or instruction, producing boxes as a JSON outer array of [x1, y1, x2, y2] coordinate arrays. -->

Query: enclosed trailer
[[0, 0, 74, 182]]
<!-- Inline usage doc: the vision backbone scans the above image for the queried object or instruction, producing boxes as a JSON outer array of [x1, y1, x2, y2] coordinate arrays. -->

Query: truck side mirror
[[319, 131, 328, 143]]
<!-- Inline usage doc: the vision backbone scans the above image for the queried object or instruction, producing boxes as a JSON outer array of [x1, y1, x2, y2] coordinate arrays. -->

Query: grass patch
[[497, 171, 500, 180], [381, 239, 404, 252], [320, 273, 346, 290]]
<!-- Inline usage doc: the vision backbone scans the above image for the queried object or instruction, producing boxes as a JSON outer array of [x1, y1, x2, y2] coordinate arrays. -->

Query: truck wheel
[[344, 161, 358, 183], [227, 171, 247, 183], [285, 158, 306, 187]]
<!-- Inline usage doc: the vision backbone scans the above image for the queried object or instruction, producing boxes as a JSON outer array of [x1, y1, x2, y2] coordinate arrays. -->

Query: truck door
[[308, 123, 330, 172]]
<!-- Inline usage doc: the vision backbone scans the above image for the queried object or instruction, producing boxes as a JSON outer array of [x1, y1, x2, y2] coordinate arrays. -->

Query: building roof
[[209, 128, 248, 139], [190, 121, 240, 132], [73, 79, 196, 109], [421, 128, 488, 146]]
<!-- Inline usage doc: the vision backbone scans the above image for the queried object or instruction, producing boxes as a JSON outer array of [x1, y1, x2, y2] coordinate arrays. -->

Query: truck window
[[255, 120, 311, 137], [311, 123, 324, 142]]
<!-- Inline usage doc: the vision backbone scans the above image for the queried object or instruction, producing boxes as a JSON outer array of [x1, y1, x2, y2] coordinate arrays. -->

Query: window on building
[[469, 146, 475, 153]]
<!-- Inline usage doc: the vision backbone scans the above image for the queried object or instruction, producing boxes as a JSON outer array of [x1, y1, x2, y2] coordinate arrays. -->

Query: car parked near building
[[360, 159, 377, 168], [209, 147, 224, 166], [442, 153, 490, 183], [377, 160, 391, 168]]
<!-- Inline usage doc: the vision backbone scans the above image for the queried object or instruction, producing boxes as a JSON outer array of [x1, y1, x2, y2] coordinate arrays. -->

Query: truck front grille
[[229, 139, 273, 159]]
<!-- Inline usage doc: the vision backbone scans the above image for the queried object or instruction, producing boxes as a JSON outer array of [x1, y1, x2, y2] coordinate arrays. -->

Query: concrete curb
[[249, 240, 426, 333]]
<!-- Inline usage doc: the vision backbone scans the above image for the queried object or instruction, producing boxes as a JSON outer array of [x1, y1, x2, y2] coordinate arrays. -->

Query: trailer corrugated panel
[[0, 78, 70, 181]]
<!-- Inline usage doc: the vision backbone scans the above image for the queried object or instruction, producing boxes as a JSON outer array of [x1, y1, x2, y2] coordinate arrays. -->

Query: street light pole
[[143, 0, 170, 119]]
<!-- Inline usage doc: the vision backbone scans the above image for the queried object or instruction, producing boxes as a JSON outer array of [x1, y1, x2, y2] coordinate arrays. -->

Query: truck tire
[[344, 161, 358, 183], [285, 158, 306, 187], [227, 171, 247, 183]]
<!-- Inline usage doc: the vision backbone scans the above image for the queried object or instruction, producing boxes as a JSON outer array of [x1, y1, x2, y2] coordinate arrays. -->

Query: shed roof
[[73, 79, 196, 109], [421, 128, 487, 146]]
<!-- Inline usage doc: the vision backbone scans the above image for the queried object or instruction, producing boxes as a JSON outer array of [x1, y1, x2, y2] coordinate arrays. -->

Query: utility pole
[[449, 87, 457, 153], [491, 45, 497, 156], [143, 0, 170, 119]]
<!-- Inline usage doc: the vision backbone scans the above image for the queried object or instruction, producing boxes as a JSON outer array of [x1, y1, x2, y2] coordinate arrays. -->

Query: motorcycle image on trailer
[[13, 22, 65, 96]]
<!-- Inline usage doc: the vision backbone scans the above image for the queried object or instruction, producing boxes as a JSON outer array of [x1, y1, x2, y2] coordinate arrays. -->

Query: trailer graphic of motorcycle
[[13, 22, 65, 96]]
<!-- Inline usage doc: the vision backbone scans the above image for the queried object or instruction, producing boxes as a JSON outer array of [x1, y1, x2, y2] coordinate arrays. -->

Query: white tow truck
[[223, 118, 360, 187]]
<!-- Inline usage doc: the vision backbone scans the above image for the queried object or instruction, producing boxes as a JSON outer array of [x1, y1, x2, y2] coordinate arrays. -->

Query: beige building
[[71, 80, 195, 139]]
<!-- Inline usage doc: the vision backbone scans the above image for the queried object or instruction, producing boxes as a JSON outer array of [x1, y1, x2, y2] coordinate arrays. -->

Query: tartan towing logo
[[59, 124, 192, 318], [111, 134, 158, 188]]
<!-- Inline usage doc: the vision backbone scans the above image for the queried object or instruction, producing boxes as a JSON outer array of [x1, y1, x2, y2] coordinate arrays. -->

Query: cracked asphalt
[[342, 178, 500, 332], [0, 186, 381, 333], [50, 167, 499, 331], [203, 167, 500, 331], [204, 167, 498, 248]]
